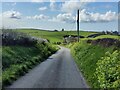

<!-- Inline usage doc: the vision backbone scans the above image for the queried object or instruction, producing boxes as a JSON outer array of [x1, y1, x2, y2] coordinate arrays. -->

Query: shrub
[[71, 41, 116, 88], [95, 50, 120, 88], [2, 29, 38, 46], [87, 38, 120, 48]]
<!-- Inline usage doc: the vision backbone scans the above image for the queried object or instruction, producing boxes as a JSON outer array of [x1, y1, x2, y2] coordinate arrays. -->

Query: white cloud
[[31, 0, 44, 2], [50, 9, 117, 23], [61, 0, 117, 22], [2, 10, 21, 19], [50, 13, 75, 23], [0, 11, 24, 29], [38, 6, 47, 11], [80, 0, 96, 2], [50, 0, 56, 10], [11, 2, 16, 6], [61, 0, 81, 13], [26, 14, 49, 20], [1, 0, 119, 2], [79, 9, 117, 23], [61, 0, 96, 13]]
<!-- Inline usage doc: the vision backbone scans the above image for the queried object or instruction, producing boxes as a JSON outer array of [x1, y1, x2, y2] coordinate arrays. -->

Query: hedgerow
[[95, 50, 120, 88], [2, 29, 59, 87], [2, 29, 38, 46], [71, 41, 119, 88]]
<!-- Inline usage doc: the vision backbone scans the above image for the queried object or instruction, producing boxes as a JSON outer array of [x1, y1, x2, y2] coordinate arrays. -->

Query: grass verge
[[71, 40, 120, 88], [2, 43, 59, 87]]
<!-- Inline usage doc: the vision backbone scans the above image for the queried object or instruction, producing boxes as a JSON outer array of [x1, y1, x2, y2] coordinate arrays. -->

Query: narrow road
[[7, 47, 88, 88]]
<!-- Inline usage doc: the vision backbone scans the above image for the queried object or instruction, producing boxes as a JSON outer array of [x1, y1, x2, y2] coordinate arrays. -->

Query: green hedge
[[71, 41, 119, 88], [95, 50, 120, 88]]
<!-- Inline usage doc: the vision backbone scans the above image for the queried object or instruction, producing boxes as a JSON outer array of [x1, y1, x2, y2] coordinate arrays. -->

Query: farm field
[[16, 29, 120, 43], [16, 29, 98, 43], [92, 35, 120, 40]]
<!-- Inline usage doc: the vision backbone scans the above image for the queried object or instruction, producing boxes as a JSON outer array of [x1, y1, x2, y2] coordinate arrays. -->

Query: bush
[[87, 38, 120, 48], [95, 50, 120, 88], [2, 29, 38, 46], [71, 41, 116, 88]]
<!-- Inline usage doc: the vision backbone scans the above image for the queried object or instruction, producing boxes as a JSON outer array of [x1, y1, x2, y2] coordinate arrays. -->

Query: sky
[[0, 0, 119, 32]]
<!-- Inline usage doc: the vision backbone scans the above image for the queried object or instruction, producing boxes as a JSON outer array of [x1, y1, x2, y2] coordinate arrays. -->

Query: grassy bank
[[3, 46, 41, 69], [2, 30, 59, 87], [2, 43, 58, 87], [71, 40, 120, 88]]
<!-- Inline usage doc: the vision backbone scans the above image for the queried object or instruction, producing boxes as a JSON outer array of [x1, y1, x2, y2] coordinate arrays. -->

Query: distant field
[[94, 35, 120, 40], [16, 29, 120, 43], [16, 29, 98, 43]]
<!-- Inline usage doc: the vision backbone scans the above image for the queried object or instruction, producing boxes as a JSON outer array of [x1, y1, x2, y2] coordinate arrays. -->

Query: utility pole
[[77, 9, 79, 42]]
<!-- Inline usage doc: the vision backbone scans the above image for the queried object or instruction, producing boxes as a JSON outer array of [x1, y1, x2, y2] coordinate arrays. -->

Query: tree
[[62, 28, 64, 31]]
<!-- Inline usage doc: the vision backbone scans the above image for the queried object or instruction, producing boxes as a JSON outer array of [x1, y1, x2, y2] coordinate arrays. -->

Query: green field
[[93, 35, 119, 40], [16, 29, 120, 43], [17, 29, 98, 43]]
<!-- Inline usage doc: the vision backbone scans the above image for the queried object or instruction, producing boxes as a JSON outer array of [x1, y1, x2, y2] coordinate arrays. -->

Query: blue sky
[[1, 1, 119, 32]]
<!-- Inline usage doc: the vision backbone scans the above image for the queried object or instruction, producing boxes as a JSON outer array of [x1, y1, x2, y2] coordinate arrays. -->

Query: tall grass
[[2, 43, 58, 87]]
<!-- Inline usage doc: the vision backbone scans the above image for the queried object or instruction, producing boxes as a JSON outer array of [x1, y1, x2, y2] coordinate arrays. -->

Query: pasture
[[16, 29, 120, 43], [16, 29, 98, 43]]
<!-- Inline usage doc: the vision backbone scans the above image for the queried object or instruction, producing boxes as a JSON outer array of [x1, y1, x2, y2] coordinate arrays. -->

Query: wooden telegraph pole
[[77, 9, 79, 42]]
